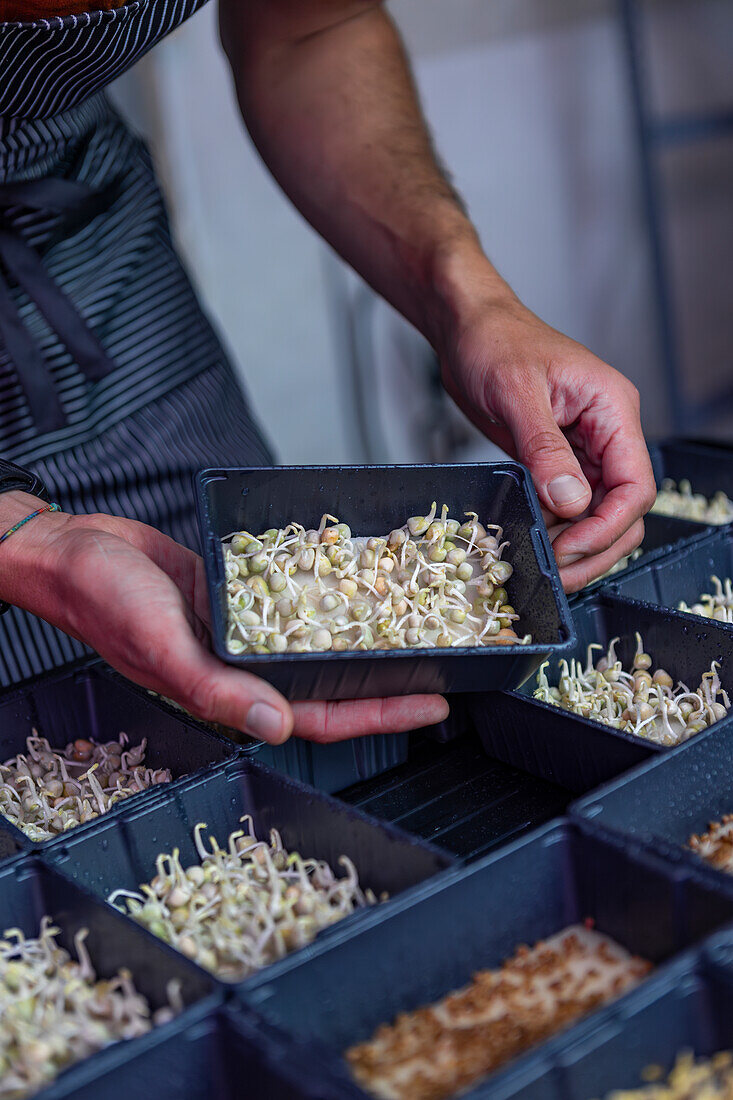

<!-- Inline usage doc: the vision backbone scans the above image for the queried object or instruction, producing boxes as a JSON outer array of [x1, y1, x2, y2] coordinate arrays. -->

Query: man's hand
[[437, 282, 657, 592], [1, 495, 448, 742]]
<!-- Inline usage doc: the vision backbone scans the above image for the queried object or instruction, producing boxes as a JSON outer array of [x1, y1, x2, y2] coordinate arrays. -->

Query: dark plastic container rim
[[241, 811, 733, 1001], [598, 524, 733, 616], [194, 461, 577, 665], [574, 517, 714, 602]]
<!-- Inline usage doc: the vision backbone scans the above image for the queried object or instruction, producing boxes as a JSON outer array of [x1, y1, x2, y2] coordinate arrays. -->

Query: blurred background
[[110, 0, 733, 465]]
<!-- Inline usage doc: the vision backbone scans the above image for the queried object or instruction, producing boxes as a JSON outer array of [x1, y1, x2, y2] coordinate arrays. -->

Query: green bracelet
[[0, 503, 60, 546]]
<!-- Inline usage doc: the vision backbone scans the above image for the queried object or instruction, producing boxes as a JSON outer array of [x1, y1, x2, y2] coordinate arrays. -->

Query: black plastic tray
[[572, 708, 733, 871], [0, 856, 217, 1100], [607, 524, 733, 611], [0, 661, 240, 850], [475, 941, 733, 1099], [340, 733, 571, 863], [467, 591, 733, 793], [47, 755, 455, 988], [53, 1003, 359, 1100], [242, 817, 733, 1099], [194, 463, 575, 700]]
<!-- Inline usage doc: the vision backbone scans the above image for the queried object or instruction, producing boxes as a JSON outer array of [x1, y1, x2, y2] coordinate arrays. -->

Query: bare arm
[[220, 0, 656, 590]]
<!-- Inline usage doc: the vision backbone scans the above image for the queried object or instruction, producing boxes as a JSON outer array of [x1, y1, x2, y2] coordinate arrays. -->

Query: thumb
[[500, 380, 591, 518]]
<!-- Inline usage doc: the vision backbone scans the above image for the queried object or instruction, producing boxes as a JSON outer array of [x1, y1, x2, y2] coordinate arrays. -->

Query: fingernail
[[548, 475, 587, 508], [557, 552, 584, 567], [245, 702, 285, 743]]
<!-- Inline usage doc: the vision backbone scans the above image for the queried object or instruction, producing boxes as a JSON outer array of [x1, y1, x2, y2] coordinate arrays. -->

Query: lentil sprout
[[688, 814, 733, 875], [0, 917, 180, 1099], [652, 479, 733, 524], [534, 633, 730, 746], [108, 816, 383, 981], [223, 505, 531, 655], [347, 922, 651, 1100], [0, 733, 171, 842], [679, 576, 733, 624]]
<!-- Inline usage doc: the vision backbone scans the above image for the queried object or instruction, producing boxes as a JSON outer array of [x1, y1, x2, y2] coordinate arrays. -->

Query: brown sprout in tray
[[347, 921, 651, 1100]]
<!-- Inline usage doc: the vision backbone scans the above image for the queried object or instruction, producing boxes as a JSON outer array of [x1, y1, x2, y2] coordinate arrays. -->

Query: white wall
[[109, 0, 732, 461]]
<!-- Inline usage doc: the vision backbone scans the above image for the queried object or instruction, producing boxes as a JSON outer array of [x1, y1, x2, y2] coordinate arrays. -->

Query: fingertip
[[546, 474, 592, 517], [243, 699, 293, 745], [435, 695, 450, 723]]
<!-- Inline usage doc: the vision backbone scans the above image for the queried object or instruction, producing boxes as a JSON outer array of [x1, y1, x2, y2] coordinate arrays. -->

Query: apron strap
[[0, 176, 120, 433]]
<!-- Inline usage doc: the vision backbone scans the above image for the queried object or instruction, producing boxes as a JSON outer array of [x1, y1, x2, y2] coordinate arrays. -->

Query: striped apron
[[0, 1, 273, 686]]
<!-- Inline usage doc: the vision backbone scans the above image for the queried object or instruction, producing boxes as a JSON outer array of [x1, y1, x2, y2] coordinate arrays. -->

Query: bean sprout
[[599, 1050, 733, 1098], [533, 633, 730, 746], [0, 918, 179, 1098], [223, 507, 531, 654], [0, 734, 171, 842], [652, 479, 733, 524], [679, 575, 733, 624], [108, 817, 383, 981]]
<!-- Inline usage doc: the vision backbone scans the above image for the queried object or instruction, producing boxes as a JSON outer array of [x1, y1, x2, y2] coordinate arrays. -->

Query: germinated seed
[[0, 733, 171, 842], [0, 918, 180, 1099], [109, 816, 383, 982], [223, 504, 532, 655], [534, 632, 731, 746], [652, 479, 733, 524], [679, 575, 733, 624]]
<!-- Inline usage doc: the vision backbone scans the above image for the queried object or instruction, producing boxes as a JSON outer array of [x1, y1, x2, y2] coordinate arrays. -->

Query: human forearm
[[220, 0, 656, 590], [0, 492, 70, 618], [220, 0, 511, 348]]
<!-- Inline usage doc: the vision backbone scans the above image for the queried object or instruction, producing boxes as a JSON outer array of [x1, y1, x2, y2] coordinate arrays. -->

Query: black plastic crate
[[53, 1004, 360, 1100], [0, 661, 240, 850], [572, 711, 733, 871], [194, 462, 575, 700], [0, 856, 217, 1099], [47, 756, 455, 987], [478, 944, 733, 1099], [608, 525, 733, 612], [242, 817, 733, 1099], [467, 592, 733, 793]]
